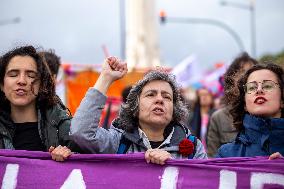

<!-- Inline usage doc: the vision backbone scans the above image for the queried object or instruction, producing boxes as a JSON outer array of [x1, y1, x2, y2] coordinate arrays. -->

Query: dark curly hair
[[230, 63, 284, 131], [38, 49, 61, 77], [117, 70, 189, 133], [0, 45, 58, 112], [223, 52, 258, 105]]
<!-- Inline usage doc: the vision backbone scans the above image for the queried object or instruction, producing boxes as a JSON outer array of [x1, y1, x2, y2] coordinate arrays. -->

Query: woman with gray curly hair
[[51, 57, 207, 164]]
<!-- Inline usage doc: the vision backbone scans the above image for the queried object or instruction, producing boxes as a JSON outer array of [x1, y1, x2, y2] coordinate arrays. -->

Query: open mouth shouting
[[152, 107, 165, 115]]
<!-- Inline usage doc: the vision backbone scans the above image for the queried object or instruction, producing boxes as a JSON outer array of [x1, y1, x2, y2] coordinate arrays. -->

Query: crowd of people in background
[[0, 45, 283, 164]]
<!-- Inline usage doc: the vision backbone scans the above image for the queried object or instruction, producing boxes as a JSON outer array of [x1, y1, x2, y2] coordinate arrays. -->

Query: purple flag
[[0, 150, 283, 189], [171, 55, 204, 88]]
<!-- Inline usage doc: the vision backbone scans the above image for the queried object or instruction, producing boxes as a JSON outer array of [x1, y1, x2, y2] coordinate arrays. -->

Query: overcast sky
[[1, 0, 284, 69]]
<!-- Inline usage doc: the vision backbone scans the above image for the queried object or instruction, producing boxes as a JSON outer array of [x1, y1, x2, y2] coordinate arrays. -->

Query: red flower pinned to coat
[[179, 138, 194, 156]]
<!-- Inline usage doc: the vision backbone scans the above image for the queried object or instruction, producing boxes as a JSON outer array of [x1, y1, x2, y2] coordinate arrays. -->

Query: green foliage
[[259, 50, 284, 67]]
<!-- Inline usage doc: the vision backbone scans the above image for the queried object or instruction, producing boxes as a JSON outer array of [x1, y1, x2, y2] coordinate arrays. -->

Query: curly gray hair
[[117, 70, 189, 132]]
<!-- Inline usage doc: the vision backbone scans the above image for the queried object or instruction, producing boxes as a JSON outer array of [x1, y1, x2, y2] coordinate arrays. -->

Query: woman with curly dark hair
[[54, 57, 207, 164], [207, 52, 257, 157], [0, 46, 74, 160], [216, 63, 284, 159]]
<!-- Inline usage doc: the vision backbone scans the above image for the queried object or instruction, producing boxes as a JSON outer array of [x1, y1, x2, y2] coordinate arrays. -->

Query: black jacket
[[0, 103, 74, 151]]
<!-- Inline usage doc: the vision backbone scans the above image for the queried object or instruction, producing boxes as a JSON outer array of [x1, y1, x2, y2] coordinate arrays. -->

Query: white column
[[125, 0, 161, 69]]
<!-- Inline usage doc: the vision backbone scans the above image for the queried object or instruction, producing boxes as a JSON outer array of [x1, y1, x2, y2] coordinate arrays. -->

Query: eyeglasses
[[243, 80, 280, 94]]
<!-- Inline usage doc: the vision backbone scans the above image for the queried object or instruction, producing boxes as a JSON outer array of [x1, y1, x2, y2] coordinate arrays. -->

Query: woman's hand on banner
[[145, 149, 172, 165], [49, 145, 72, 162], [269, 152, 283, 160]]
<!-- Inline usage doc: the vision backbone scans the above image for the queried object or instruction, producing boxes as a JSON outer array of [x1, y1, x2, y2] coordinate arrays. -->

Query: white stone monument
[[125, 0, 161, 69]]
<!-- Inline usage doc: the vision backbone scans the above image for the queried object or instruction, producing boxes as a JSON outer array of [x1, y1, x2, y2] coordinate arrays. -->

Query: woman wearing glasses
[[216, 63, 284, 159]]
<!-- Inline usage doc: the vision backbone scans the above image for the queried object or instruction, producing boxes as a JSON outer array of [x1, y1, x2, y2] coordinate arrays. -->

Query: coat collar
[[243, 114, 284, 132], [238, 114, 284, 146], [122, 122, 189, 149]]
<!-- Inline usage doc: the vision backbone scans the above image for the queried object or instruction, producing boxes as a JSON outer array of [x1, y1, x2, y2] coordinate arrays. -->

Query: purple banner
[[0, 150, 284, 189]]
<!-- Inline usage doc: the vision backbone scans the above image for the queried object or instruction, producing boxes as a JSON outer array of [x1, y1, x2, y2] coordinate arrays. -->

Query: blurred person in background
[[189, 87, 215, 150], [101, 85, 133, 129], [206, 52, 258, 157], [38, 49, 69, 112], [38, 50, 61, 80], [121, 85, 132, 103], [216, 63, 284, 159]]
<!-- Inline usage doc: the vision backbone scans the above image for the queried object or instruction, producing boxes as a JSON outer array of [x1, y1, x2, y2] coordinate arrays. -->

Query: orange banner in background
[[65, 68, 145, 115]]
